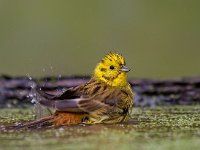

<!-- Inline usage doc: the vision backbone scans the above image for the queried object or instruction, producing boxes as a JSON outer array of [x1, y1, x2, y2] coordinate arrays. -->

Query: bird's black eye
[[110, 65, 115, 70]]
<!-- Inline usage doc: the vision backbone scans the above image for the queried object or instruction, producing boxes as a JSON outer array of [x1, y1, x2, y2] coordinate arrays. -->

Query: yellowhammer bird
[[17, 52, 133, 128]]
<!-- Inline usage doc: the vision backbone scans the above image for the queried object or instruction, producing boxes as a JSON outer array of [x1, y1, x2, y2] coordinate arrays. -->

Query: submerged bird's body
[[18, 53, 133, 128]]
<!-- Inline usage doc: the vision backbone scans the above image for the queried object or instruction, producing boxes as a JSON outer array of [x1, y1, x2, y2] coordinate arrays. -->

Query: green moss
[[1, 105, 200, 150], [0, 108, 35, 124]]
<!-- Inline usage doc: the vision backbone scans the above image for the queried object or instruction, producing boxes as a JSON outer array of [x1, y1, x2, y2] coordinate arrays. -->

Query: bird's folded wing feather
[[36, 87, 122, 114], [36, 86, 80, 100]]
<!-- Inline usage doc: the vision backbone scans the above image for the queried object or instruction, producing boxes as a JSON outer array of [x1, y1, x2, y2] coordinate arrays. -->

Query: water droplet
[[26, 73, 32, 80], [31, 98, 36, 104]]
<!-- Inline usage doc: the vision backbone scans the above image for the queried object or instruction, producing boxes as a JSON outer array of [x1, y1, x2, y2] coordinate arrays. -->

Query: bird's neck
[[93, 73, 128, 87]]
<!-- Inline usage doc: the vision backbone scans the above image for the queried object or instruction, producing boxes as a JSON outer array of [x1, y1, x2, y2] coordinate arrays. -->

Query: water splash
[[26, 73, 37, 104]]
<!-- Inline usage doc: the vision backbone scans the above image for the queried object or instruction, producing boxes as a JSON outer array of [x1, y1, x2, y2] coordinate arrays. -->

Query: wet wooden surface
[[0, 75, 200, 108]]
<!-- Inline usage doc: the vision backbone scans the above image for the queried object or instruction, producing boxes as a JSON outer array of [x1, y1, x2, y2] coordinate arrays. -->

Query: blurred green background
[[0, 0, 199, 79]]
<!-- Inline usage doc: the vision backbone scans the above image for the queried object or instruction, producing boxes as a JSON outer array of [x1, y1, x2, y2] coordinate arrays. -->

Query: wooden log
[[0, 75, 200, 108]]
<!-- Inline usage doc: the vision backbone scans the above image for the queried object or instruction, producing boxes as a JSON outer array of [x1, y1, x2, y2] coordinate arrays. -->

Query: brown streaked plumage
[[15, 52, 134, 128]]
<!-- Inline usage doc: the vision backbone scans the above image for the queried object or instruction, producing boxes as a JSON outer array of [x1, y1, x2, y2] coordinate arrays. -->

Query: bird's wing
[[36, 87, 123, 114], [36, 86, 84, 112], [77, 88, 125, 116], [36, 86, 81, 100]]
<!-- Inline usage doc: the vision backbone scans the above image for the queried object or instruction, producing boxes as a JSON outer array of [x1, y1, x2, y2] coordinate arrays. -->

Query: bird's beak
[[120, 65, 130, 72]]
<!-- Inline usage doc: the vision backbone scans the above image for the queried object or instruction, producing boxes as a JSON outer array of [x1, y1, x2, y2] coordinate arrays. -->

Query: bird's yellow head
[[93, 52, 130, 87]]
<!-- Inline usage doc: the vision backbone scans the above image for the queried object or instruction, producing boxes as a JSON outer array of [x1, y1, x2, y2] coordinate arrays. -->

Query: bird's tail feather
[[1, 112, 85, 131], [6, 115, 55, 130]]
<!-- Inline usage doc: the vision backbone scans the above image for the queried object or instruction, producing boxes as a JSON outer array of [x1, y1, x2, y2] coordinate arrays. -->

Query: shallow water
[[0, 105, 200, 150]]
